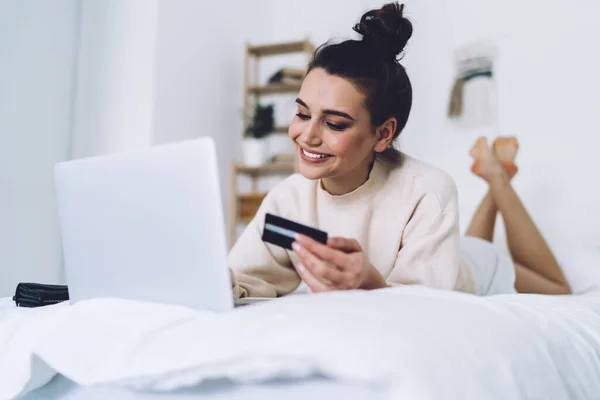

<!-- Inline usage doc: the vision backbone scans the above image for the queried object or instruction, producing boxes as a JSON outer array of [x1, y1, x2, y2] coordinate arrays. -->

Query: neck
[[321, 155, 375, 195]]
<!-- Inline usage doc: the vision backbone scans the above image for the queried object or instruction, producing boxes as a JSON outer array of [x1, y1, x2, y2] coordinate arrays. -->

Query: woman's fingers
[[296, 263, 331, 293], [294, 234, 348, 267], [327, 237, 362, 253], [292, 241, 345, 283]]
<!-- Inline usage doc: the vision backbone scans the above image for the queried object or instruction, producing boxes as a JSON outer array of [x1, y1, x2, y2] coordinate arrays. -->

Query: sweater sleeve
[[386, 186, 462, 291], [228, 192, 302, 299]]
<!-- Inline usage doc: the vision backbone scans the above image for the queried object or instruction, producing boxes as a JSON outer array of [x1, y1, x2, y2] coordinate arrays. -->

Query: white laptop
[[53, 138, 239, 312]]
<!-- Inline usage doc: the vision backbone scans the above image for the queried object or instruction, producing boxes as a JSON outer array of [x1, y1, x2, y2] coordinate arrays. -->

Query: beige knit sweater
[[229, 151, 475, 298]]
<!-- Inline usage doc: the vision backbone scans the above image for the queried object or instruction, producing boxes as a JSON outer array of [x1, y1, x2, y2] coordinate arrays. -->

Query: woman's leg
[[470, 137, 570, 295], [513, 263, 569, 294], [490, 174, 570, 294], [466, 138, 498, 242], [465, 191, 497, 242]]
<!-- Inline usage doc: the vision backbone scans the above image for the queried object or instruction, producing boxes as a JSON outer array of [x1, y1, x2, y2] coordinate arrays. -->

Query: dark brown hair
[[307, 2, 413, 142]]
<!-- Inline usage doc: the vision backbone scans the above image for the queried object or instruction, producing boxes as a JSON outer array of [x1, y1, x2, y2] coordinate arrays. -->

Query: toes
[[493, 136, 519, 161], [469, 136, 489, 159]]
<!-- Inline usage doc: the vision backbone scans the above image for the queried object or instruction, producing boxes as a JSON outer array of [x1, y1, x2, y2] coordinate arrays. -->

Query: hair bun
[[353, 2, 413, 61]]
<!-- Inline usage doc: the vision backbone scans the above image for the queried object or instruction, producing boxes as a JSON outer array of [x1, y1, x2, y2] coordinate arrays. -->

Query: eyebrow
[[295, 98, 355, 121]]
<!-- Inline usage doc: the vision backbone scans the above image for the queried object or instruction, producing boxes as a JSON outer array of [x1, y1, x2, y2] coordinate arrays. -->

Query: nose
[[299, 120, 321, 147]]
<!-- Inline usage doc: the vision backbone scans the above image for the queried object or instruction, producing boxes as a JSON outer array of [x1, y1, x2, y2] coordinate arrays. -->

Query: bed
[[2, 284, 600, 400]]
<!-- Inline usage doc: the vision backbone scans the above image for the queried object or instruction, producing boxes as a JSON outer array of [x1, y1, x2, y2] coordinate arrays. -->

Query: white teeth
[[302, 149, 330, 159]]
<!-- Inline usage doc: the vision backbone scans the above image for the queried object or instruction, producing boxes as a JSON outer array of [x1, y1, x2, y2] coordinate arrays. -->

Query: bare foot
[[493, 136, 519, 179], [469, 136, 508, 182]]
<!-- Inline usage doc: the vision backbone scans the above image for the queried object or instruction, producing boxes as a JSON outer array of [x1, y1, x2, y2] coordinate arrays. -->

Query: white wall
[[395, 0, 600, 251], [272, 0, 370, 44], [71, 0, 159, 159], [0, 0, 79, 296]]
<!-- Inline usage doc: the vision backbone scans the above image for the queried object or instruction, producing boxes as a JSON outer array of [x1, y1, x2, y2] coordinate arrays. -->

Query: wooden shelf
[[238, 192, 267, 222], [248, 83, 302, 95], [274, 125, 289, 133], [248, 40, 313, 57], [234, 162, 295, 176]]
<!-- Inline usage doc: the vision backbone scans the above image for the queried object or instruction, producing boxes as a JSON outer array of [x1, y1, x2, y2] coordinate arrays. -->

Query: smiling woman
[[291, 68, 397, 195], [228, 2, 488, 298]]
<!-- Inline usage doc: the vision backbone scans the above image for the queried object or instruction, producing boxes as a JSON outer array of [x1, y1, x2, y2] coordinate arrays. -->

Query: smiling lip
[[298, 146, 333, 164]]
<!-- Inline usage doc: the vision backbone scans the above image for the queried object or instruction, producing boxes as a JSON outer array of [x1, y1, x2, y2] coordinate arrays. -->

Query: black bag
[[13, 283, 69, 307]]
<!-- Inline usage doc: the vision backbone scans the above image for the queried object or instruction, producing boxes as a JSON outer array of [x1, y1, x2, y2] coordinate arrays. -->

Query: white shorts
[[461, 236, 517, 296]]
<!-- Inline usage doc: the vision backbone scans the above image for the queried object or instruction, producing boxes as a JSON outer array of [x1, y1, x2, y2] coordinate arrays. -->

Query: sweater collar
[[317, 156, 388, 206]]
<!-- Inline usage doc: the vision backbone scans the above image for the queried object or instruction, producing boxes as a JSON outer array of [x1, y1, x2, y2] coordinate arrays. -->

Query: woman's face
[[289, 68, 390, 188]]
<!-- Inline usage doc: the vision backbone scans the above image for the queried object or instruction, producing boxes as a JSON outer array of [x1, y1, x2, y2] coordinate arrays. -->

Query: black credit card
[[262, 213, 328, 250]]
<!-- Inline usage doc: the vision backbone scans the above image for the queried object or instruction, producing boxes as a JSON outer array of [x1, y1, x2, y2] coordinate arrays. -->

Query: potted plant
[[243, 103, 274, 166]]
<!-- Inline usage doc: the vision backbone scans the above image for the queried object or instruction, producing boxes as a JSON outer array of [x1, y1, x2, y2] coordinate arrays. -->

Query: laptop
[[53, 138, 239, 312]]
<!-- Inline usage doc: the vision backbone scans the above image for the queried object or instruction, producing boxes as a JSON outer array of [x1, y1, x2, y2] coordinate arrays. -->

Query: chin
[[297, 163, 326, 180], [297, 159, 335, 180]]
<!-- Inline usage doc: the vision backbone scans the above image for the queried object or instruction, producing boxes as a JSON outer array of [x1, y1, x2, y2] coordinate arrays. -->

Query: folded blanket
[[2, 287, 600, 400]]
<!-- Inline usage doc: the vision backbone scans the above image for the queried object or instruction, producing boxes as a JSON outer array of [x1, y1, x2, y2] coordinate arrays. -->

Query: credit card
[[262, 213, 328, 250]]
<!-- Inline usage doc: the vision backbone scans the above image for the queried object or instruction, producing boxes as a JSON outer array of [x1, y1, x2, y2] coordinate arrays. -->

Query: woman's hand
[[291, 234, 388, 293]]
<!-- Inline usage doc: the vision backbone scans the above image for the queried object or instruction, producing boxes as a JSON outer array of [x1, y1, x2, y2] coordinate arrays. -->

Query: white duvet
[[1, 287, 600, 400]]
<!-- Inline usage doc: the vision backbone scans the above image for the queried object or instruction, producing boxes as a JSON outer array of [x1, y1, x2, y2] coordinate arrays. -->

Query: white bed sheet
[[20, 374, 383, 400], [3, 287, 600, 400]]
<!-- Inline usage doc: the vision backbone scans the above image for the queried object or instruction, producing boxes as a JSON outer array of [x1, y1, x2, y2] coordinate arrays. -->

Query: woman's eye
[[327, 122, 348, 131], [295, 113, 310, 120]]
